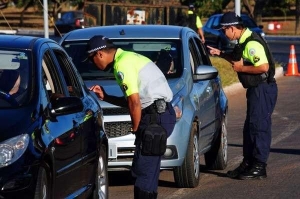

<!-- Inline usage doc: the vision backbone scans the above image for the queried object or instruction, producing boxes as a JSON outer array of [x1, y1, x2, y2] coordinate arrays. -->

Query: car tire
[[34, 163, 51, 199], [204, 116, 228, 170], [173, 122, 200, 188], [92, 144, 109, 199]]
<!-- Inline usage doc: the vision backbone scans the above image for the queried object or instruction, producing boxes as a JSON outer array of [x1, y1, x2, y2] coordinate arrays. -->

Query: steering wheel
[[0, 90, 19, 106]]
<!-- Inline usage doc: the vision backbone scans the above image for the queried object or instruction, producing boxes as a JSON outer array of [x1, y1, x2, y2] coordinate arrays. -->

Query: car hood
[[84, 78, 184, 108], [0, 105, 35, 141]]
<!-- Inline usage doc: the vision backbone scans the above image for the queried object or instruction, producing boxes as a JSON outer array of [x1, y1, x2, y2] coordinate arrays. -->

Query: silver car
[[59, 25, 228, 188]]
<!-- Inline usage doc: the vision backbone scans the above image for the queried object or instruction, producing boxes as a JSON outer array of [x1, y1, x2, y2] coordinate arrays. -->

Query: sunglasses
[[221, 26, 230, 33], [88, 52, 97, 63]]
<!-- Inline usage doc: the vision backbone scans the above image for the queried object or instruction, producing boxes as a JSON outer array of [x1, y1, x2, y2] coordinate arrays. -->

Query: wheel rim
[[221, 120, 228, 163], [42, 170, 47, 199], [42, 184, 47, 199], [193, 134, 200, 178], [97, 155, 107, 199]]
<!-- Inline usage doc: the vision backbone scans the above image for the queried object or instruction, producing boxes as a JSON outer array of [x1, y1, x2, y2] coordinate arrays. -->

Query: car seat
[[155, 49, 173, 74]]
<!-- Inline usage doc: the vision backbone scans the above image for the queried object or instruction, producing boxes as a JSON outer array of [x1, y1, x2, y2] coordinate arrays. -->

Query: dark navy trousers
[[131, 102, 176, 192], [243, 82, 278, 163]]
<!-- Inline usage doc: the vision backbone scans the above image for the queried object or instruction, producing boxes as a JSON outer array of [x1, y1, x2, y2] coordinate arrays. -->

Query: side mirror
[[193, 65, 218, 81], [50, 96, 83, 117]]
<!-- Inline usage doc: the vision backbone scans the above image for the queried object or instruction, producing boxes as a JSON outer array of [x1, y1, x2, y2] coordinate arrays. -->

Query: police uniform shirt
[[188, 10, 203, 28], [239, 28, 268, 66], [113, 48, 173, 109]]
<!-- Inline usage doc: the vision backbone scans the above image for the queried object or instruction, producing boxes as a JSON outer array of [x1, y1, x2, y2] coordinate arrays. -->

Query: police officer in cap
[[86, 35, 176, 198], [187, 4, 205, 43], [208, 12, 278, 180]]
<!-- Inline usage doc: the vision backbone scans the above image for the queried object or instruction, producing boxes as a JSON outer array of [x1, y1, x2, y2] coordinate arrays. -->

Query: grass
[[210, 56, 239, 87], [210, 56, 282, 88]]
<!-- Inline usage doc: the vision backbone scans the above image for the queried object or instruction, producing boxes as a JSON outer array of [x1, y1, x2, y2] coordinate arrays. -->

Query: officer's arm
[[104, 94, 128, 107], [233, 62, 269, 74], [127, 93, 141, 132]]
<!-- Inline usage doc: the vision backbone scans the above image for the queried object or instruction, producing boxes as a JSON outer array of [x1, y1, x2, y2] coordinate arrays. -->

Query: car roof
[[0, 35, 53, 49], [61, 25, 189, 41], [210, 13, 251, 18]]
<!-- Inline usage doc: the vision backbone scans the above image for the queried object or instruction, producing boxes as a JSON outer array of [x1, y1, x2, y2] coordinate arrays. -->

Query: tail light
[[75, 19, 80, 27]]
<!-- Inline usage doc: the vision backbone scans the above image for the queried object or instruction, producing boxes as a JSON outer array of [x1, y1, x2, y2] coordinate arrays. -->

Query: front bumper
[[0, 164, 37, 199]]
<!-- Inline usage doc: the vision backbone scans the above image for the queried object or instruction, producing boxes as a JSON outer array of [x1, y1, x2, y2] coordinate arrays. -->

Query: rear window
[[62, 39, 182, 80]]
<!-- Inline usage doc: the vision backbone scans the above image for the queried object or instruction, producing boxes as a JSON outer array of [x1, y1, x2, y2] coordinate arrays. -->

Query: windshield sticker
[[17, 52, 28, 60]]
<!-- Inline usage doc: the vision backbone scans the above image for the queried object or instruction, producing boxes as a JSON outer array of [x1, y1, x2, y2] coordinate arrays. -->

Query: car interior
[[0, 51, 29, 107]]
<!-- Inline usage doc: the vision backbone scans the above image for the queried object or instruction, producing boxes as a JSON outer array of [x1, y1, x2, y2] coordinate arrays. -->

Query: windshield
[[0, 49, 31, 108], [62, 39, 182, 80]]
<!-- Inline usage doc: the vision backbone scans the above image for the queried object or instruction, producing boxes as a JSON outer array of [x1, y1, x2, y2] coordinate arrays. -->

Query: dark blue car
[[203, 13, 265, 52], [0, 35, 108, 199]]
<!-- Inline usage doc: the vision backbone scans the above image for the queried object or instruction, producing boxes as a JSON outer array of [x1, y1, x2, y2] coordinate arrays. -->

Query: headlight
[[0, 134, 29, 168]]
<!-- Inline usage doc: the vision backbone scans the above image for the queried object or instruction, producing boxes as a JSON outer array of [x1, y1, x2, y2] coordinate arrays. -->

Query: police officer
[[187, 4, 205, 43], [86, 35, 176, 198], [207, 12, 278, 180]]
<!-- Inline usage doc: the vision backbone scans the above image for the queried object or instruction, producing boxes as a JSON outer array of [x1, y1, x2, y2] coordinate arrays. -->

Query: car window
[[62, 39, 183, 79], [211, 16, 221, 29], [52, 49, 83, 98], [189, 38, 199, 74], [0, 49, 31, 107], [41, 51, 65, 104], [205, 16, 213, 28], [192, 37, 211, 65], [62, 12, 72, 22], [188, 36, 212, 74]]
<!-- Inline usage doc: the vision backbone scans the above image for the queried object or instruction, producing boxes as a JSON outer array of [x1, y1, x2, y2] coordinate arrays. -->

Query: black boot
[[227, 160, 251, 179], [238, 162, 267, 180], [134, 186, 157, 199]]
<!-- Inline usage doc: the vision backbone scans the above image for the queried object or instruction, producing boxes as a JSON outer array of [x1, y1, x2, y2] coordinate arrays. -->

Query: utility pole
[[43, 0, 49, 38], [235, 0, 241, 16]]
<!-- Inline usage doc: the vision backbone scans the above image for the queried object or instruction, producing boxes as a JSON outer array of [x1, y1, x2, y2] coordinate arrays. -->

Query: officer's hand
[[90, 85, 105, 100], [232, 58, 243, 72], [207, 45, 220, 56]]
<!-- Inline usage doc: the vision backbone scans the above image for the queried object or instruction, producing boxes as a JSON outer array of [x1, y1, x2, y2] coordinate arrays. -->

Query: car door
[[48, 42, 100, 189], [188, 35, 218, 152], [39, 47, 83, 198]]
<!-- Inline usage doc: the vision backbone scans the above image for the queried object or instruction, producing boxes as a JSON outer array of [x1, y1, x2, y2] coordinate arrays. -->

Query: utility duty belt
[[237, 72, 268, 88], [139, 99, 168, 156], [142, 99, 167, 114]]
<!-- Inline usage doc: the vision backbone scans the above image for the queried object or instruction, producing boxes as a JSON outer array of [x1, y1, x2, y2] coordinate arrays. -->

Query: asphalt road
[[108, 75, 300, 199]]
